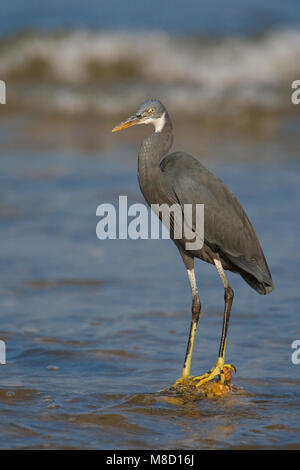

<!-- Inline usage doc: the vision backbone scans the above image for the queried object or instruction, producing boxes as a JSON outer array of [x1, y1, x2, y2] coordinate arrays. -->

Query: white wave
[[1, 29, 300, 113]]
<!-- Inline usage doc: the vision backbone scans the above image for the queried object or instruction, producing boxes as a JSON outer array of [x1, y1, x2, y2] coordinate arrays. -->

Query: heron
[[112, 99, 274, 388]]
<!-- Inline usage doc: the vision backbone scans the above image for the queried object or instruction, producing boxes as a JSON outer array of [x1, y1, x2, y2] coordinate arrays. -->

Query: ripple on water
[[23, 279, 107, 290], [0, 388, 40, 403]]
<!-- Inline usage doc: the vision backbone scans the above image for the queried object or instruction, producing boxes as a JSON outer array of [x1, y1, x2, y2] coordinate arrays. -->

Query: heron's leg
[[173, 257, 202, 387], [214, 256, 234, 362], [193, 255, 236, 387], [181, 268, 201, 379]]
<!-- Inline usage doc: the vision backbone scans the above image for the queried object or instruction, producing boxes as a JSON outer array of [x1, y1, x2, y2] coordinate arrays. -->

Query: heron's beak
[[112, 115, 141, 132]]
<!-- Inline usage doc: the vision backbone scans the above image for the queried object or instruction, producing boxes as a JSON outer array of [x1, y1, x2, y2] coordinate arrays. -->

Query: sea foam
[[1, 29, 300, 115]]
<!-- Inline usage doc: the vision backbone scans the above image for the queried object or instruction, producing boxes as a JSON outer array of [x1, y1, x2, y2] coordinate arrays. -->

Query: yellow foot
[[192, 358, 236, 387], [172, 360, 236, 390], [172, 376, 192, 388]]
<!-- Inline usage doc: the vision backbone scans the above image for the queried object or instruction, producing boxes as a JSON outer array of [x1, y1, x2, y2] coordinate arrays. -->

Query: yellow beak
[[112, 115, 141, 132]]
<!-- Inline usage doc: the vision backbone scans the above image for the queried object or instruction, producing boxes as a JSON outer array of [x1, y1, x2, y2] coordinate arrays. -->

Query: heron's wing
[[160, 152, 273, 290]]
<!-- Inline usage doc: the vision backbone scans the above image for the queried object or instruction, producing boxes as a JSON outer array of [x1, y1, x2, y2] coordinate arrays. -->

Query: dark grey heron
[[112, 99, 274, 388]]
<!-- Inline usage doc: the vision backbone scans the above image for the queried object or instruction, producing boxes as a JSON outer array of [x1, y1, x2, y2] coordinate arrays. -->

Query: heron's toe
[[193, 361, 236, 387], [171, 376, 189, 389]]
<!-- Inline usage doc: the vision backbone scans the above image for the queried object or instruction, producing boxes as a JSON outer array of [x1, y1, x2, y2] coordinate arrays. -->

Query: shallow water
[[0, 116, 300, 449]]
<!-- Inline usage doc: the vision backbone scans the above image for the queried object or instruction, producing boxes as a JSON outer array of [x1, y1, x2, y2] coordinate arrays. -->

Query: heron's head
[[112, 99, 167, 134]]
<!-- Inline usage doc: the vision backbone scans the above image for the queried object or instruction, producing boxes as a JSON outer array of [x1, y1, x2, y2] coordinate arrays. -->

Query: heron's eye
[[148, 108, 155, 114]]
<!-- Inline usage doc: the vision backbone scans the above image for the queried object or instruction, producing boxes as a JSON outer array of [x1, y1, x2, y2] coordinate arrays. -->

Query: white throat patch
[[144, 112, 166, 133], [153, 112, 166, 133]]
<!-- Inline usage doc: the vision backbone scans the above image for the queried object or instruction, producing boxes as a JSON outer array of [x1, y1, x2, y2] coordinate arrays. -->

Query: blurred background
[[0, 0, 299, 450]]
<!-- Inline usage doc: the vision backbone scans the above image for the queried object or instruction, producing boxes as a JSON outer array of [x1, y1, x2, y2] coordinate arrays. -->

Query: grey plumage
[[160, 153, 273, 294]]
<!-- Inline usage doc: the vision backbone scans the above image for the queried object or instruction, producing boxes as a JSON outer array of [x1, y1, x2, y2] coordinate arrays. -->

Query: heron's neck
[[138, 117, 173, 176]]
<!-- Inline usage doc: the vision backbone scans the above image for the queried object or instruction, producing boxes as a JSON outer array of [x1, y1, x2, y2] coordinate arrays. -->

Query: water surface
[[0, 118, 299, 449]]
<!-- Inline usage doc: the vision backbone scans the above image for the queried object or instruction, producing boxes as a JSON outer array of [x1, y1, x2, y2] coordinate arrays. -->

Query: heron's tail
[[224, 252, 274, 295], [239, 270, 274, 295]]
